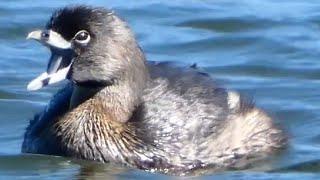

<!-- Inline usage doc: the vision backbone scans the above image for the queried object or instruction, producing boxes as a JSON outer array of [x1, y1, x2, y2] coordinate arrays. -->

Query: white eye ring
[[74, 30, 91, 45]]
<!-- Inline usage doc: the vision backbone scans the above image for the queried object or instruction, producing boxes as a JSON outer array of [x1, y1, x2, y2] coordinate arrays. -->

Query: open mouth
[[26, 30, 75, 91]]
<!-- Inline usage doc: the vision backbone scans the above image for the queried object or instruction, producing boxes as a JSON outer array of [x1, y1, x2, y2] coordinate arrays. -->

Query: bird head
[[27, 6, 148, 91]]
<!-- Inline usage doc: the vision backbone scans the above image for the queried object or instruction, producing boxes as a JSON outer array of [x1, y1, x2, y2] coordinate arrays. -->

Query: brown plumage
[[22, 5, 286, 175]]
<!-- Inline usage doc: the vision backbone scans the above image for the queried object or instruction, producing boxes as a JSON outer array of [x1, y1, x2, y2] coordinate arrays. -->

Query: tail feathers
[[226, 91, 286, 152], [213, 91, 287, 169]]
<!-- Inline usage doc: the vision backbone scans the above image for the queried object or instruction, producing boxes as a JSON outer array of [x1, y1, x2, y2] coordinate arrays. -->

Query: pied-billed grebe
[[22, 5, 286, 175]]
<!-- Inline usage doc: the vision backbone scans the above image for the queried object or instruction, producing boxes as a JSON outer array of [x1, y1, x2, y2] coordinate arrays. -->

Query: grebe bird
[[22, 5, 286, 175]]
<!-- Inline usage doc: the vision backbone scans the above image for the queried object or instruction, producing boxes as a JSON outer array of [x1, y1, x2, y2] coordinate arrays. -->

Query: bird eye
[[74, 30, 91, 44]]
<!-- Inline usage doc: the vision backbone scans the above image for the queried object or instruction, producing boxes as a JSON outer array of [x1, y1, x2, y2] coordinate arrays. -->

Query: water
[[0, 0, 320, 179]]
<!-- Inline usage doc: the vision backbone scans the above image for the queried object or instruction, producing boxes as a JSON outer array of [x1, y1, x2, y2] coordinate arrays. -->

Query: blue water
[[1, 0, 320, 179]]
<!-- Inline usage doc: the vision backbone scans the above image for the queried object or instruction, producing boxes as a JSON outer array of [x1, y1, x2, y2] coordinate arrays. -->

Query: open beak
[[27, 30, 75, 91]]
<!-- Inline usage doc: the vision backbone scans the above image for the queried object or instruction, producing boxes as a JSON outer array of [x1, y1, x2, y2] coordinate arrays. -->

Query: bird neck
[[95, 81, 143, 123], [69, 79, 145, 123], [69, 84, 101, 110]]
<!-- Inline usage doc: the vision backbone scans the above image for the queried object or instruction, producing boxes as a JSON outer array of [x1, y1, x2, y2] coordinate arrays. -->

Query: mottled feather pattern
[[22, 6, 286, 175], [23, 63, 285, 175]]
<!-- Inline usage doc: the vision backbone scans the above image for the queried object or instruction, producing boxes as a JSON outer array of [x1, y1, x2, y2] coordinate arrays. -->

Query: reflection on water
[[0, 0, 320, 179]]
